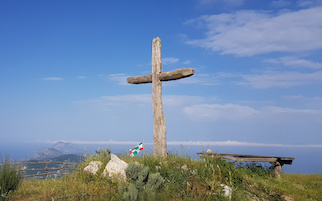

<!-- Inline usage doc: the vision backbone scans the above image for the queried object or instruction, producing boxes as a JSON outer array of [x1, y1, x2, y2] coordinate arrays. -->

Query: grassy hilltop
[[9, 150, 322, 201]]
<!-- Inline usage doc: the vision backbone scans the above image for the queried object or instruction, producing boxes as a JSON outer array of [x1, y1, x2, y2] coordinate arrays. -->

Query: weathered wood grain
[[127, 68, 194, 84], [152, 37, 167, 157]]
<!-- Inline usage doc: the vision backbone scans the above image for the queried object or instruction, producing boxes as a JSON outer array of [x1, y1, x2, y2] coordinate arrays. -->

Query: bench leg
[[274, 162, 283, 178]]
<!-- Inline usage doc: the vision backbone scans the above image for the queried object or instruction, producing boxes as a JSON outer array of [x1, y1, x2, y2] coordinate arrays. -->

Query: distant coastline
[[1, 141, 322, 174]]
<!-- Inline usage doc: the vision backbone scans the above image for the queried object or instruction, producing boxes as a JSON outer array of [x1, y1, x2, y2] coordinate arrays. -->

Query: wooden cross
[[127, 37, 194, 157]]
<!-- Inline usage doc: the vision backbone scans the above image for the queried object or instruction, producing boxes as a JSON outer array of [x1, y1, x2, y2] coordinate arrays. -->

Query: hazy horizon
[[1, 140, 321, 174]]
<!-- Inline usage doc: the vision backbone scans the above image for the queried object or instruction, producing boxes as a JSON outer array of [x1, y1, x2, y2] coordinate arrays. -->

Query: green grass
[[11, 152, 322, 201], [278, 174, 322, 200], [13, 175, 120, 200]]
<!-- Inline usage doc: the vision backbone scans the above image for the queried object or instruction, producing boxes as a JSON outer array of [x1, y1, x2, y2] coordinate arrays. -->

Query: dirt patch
[[283, 195, 294, 201]]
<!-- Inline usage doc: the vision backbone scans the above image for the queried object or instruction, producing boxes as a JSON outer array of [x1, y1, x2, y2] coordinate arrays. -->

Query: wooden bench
[[197, 152, 295, 178]]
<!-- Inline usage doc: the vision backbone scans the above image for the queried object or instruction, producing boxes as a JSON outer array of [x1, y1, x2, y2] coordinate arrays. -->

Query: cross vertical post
[[152, 37, 167, 156], [127, 37, 194, 157]]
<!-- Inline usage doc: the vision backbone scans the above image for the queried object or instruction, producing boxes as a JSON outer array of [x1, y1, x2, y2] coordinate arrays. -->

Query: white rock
[[84, 161, 103, 175], [103, 154, 128, 181], [181, 164, 188, 170], [220, 184, 232, 200]]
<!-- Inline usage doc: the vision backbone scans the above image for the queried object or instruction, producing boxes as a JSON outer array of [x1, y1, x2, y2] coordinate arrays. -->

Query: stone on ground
[[84, 161, 103, 174], [103, 154, 128, 181]]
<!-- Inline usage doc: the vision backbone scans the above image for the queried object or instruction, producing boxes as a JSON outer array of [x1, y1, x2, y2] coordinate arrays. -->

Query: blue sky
[[1, 0, 322, 149]]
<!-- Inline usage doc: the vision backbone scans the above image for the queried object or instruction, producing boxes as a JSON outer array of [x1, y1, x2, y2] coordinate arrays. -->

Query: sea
[[1, 142, 321, 174]]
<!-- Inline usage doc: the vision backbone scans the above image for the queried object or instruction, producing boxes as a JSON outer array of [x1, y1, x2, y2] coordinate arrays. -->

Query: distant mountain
[[28, 141, 84, 161], [29, 147, 63, 161], [52, 141, 79, 154], [27, 141, 122, 162]]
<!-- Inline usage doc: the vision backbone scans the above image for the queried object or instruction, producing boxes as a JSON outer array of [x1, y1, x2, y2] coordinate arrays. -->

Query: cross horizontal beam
[[127, 68, 194, 84]]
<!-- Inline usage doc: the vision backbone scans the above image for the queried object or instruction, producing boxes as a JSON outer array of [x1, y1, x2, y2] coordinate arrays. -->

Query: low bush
[[83, 148, 112, 165], [0, 155, 22, 200], [120, 163, 164, 201]]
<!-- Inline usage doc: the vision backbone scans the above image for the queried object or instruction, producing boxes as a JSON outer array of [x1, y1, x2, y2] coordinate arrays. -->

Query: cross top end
[[153, 37, 161, 43], [127, 37, 195, 84]]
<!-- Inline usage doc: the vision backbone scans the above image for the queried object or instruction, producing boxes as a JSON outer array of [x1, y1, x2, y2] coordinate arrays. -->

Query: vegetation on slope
[[0, 155, 22, 201], [10, 150, 322, 201]]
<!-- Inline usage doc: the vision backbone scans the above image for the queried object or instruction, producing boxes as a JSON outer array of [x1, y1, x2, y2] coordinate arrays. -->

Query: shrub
[[82, 148, 111, 166], [0, 155, 22, 200], [94, 148, 112, 164], [121, 163, 164, 201], [125, 163, 149, 182]]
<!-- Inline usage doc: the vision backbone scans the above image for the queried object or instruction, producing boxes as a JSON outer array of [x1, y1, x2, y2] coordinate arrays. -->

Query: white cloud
[[184, 104, 259, 121], [72, 94, 321, 144], [257, 106, 322, 126], [183, 60, 191, 65], [282, 95, 322, 108], [100, 94, 151, 104], [283, 95, 322, 101], [183, 101, 322, 122], [77, 76, 86, 79], [175, 73, 221, 85], [162, 57, 179, 65], [77, 94, 322, 122], [190, 70, 322, 89], [163, 95, 205, 106], [186, 7, 322, 56], [75, 92, 322, 121], [237, 71, 322, 88], [264, 56, 322, 69], [42, 77, 64, 81], [297, 0, 322, 7], [107, 73, 128, 85], [261, 106, 321, 115], [76, 94, 205, 111], [76, 94, 151, 110]]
